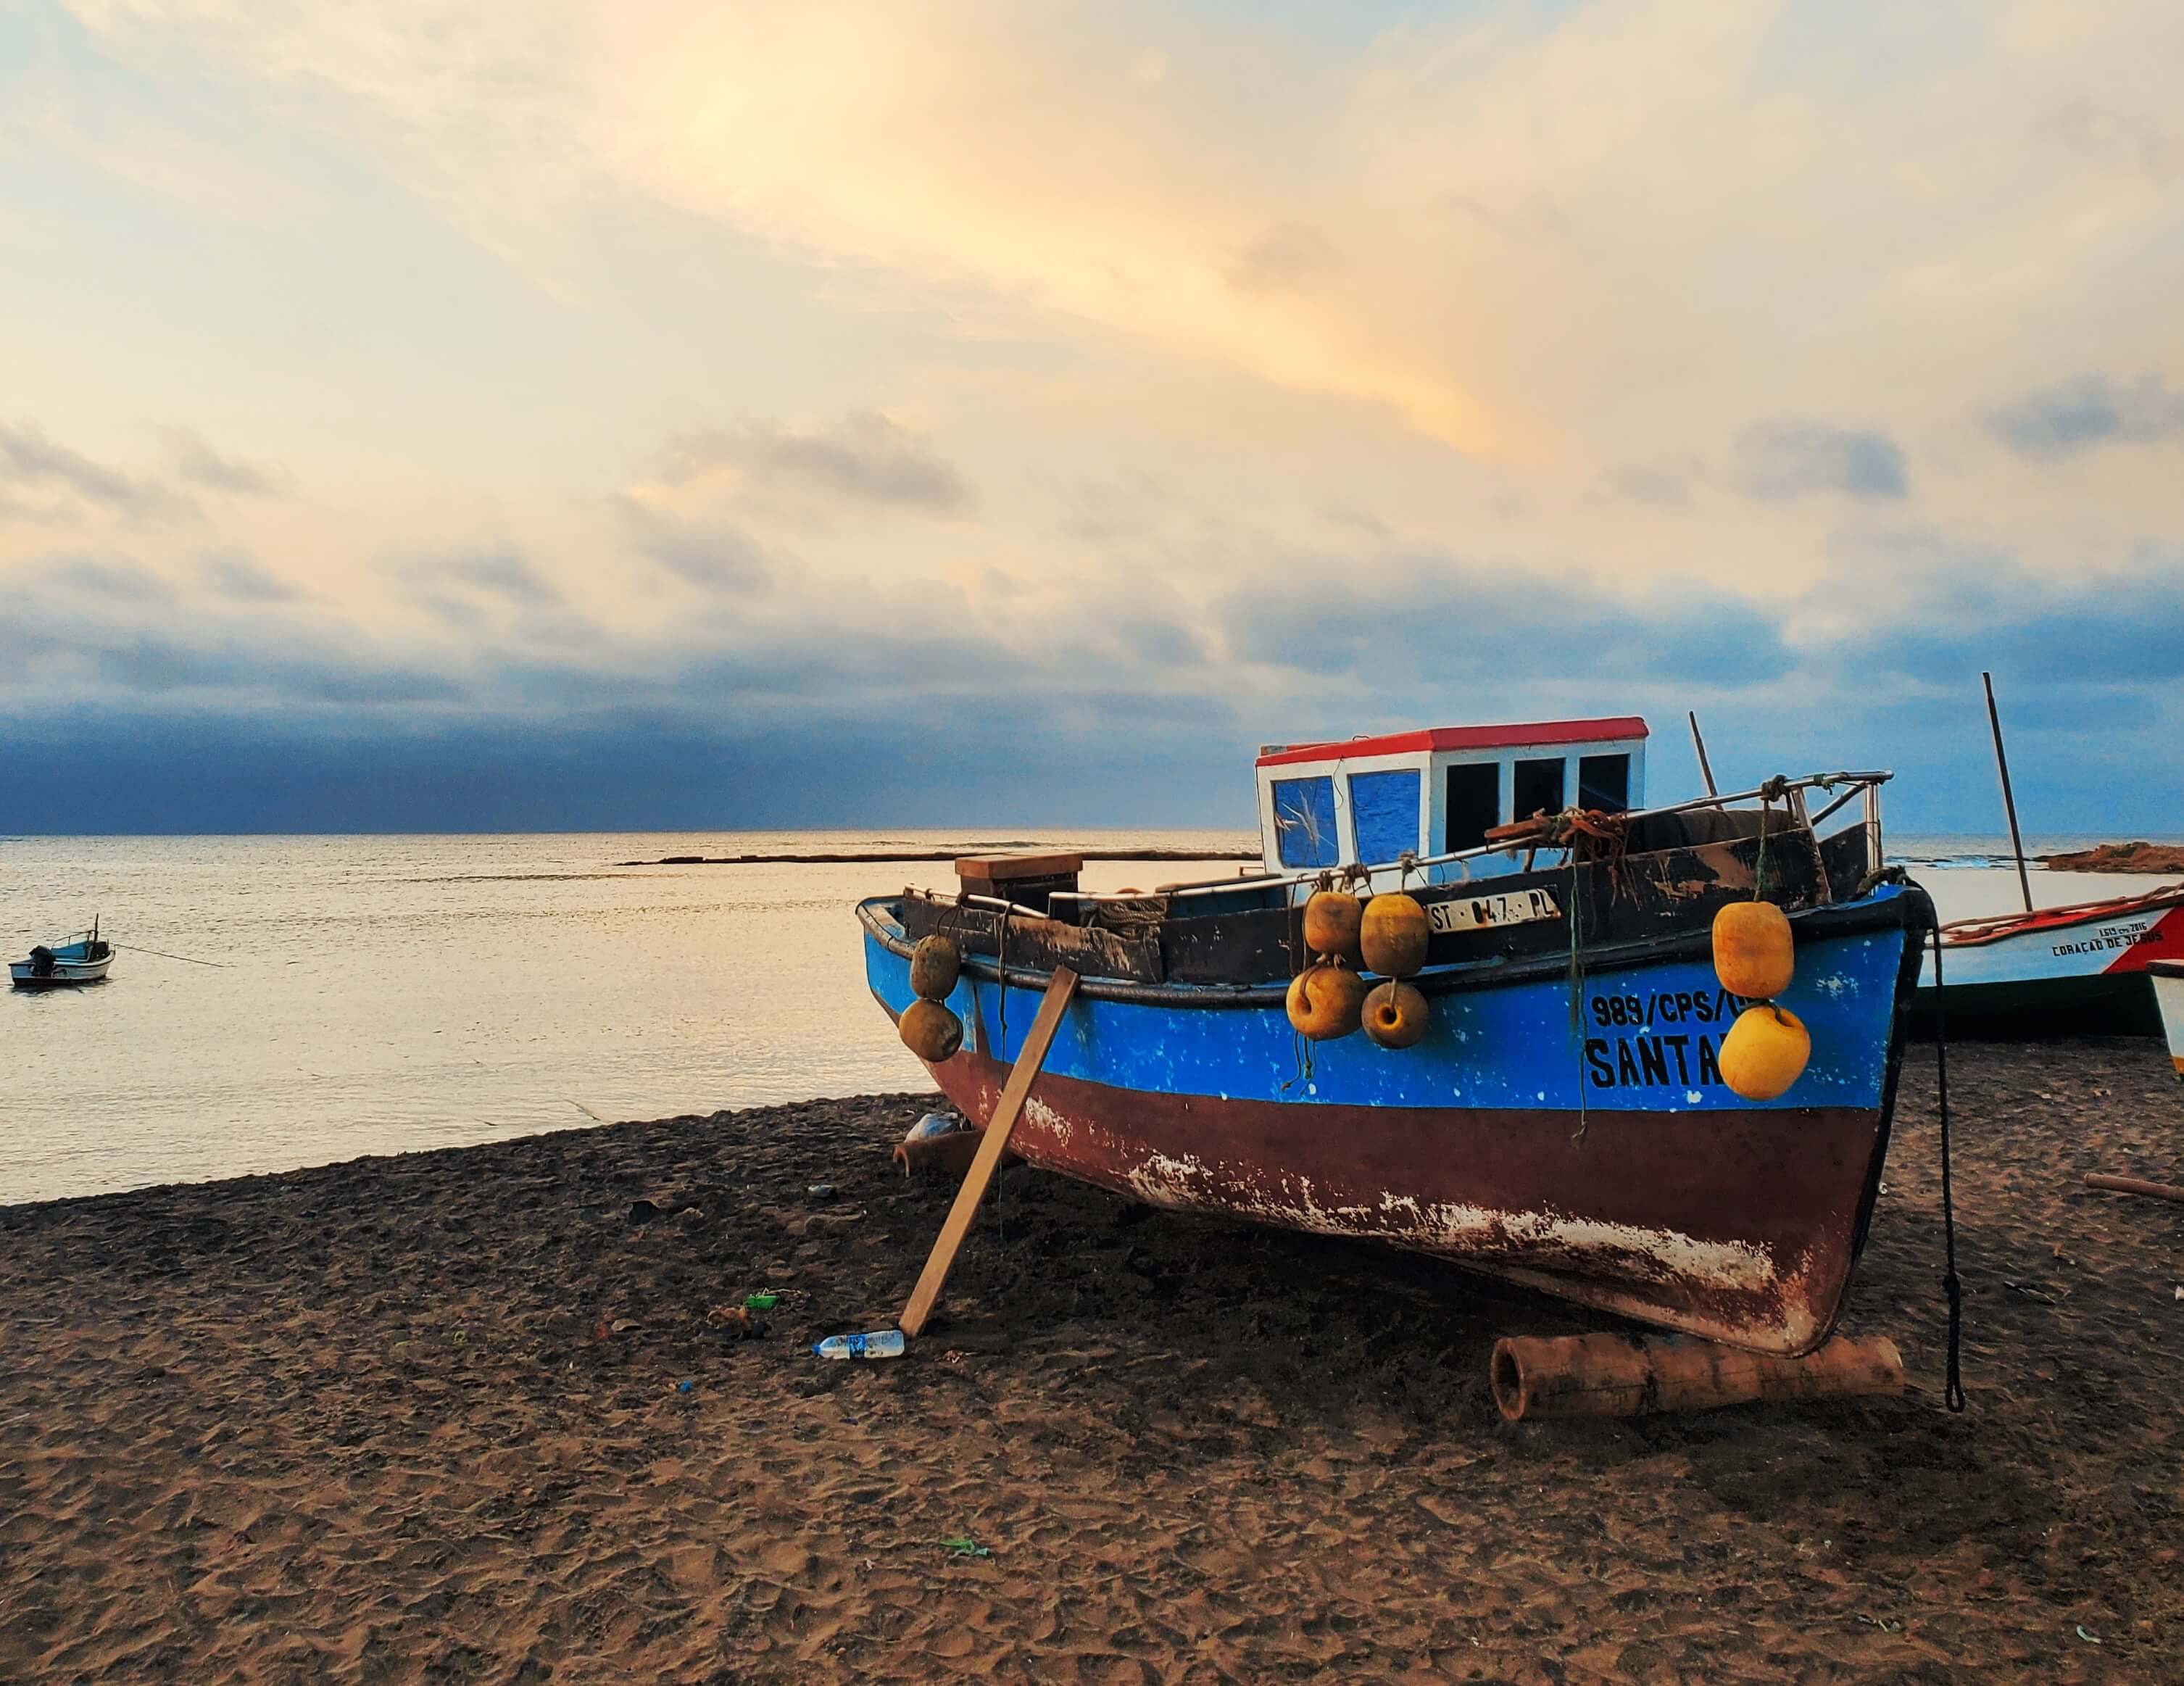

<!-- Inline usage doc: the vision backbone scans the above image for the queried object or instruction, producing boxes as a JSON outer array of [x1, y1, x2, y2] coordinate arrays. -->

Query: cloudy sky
[[4, 1, 2180, 833]]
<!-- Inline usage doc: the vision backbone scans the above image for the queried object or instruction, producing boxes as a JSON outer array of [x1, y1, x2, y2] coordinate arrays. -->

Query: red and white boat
[[1916, 886, 2184, 1036]]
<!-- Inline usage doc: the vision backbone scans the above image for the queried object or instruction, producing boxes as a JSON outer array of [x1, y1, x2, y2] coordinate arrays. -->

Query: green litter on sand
[[939, 1536, 992, 1559], [744, 1292, 780, 1311]]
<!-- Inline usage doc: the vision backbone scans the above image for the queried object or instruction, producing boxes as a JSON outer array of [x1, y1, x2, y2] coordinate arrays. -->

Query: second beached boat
[[1913, 886, 2184, 1037], [862, 718, 1933, 1356]]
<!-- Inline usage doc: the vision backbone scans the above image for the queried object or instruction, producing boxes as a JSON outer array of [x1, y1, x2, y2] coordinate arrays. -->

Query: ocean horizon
[[7, 826, 2180, 1208]]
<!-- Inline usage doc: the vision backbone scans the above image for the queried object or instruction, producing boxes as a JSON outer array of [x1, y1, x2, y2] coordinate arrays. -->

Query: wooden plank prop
[[893, 1133, 1023, 1180], [899, 966, 1080, 1338]]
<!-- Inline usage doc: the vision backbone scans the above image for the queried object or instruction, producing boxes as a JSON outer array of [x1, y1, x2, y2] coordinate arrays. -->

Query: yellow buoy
[[1361, 893, 1430, 976], [1302, 889, 1363, 964], [908, 934, 961, 1002], [1285, 963, 1366, 1040], [1362, 980, 1431, 1048], [1712, 900, 1793, 1000], [899, 999, 965, 1063], [1718, 1004, 1809, 1100]]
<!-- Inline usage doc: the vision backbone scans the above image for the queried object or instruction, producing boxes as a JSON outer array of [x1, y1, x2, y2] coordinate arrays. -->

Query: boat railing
[[956, 892, 1063, 922], [1058, 770, 1894, 907]]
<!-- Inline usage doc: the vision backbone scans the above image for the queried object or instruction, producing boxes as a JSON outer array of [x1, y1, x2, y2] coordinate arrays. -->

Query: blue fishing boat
[[10, 923, 115, 988], [860, 719, 1928, 1355]]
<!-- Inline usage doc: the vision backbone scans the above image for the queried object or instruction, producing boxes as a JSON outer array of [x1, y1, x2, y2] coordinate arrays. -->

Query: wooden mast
[[1982, 672, 2034, 915]]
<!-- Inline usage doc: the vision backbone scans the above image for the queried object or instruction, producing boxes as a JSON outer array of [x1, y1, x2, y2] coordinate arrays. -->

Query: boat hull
[[864, 886, 1926, 1355], [9, 958, 112, 988], [928, 1054, 1887, 1354]]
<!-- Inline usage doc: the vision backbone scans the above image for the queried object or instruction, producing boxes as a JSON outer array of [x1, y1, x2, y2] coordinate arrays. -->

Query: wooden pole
[[2084, 1171, 2184, 1205], [899, 966, 1079, 1338], [1687, 710, 1719, 798], [1982, 672, 2034, 915]]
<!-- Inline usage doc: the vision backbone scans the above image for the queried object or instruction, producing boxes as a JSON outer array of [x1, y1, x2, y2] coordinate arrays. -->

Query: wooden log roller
[[2084, 1172, 2184, 1205], [1490, 1332, 1905, 1421], [892, 1133, 1022, 1180]]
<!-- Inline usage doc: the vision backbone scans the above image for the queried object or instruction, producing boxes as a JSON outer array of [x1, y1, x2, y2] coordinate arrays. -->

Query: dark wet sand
[[3, 1041, 2180, 1683]]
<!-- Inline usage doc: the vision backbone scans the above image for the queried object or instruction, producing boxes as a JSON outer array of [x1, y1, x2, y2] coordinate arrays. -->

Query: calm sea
[[4, 830, 2178, 1205]]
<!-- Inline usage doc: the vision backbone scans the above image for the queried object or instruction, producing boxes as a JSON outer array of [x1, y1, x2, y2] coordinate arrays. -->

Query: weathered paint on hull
[[926, 1052, 1880, 1355]]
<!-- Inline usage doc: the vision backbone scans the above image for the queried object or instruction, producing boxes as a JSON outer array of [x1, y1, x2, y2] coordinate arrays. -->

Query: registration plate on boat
[[1428, 887, 1561, 934]]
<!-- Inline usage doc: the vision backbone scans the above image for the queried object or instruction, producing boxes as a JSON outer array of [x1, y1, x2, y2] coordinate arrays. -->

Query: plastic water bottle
[[813, 1329, 906, 1361]]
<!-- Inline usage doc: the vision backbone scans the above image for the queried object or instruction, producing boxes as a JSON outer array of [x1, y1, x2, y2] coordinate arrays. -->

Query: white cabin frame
[[1253, 722, 1649, 894]]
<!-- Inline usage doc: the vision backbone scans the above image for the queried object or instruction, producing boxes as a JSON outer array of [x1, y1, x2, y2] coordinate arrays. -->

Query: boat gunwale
[[858, 881, 1930, 1008], [1938, 883, 2184, 947]]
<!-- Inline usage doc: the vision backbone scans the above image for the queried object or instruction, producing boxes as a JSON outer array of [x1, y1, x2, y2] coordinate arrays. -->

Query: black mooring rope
[[1931, 925, 1967, 1412]]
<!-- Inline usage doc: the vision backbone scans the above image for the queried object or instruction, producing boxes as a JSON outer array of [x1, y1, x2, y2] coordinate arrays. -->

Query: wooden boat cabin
[[913, 715, 1890, 994], [1255, 716, 1649, 892]]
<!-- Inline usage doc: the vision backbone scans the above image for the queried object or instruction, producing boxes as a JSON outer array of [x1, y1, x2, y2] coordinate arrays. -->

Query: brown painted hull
[[927, 1053, 1885, 1355]]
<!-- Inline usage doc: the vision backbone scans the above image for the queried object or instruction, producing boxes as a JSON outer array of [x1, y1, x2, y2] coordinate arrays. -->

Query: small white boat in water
[[9, 926, 115, 988]]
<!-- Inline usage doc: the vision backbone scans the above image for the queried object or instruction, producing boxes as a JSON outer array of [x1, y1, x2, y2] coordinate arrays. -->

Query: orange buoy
[[1718, 1003, 1809, 1100], [1302, 889, 1364, 964], [1362, 979, 1430, 1048], [898, 999, 965, 1063], [908, 935, 962, 1002], [1285, 963, 1366, 1040], [1712, 900, 1793, 1000], [1361, 892, 1430, 976]]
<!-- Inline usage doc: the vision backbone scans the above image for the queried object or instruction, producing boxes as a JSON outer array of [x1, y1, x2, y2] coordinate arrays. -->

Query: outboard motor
[[29, 946, 55, 978]]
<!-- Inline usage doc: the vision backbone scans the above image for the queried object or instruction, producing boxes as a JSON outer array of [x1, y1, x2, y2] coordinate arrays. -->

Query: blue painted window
[[1271, 776, 1340, 868], [1349, 770, 1421, 865], [1578, 752, 1630, 812]]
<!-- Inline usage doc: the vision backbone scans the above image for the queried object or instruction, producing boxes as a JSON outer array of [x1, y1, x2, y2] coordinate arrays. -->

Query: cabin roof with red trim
[[1255, 715, 1648, 769]]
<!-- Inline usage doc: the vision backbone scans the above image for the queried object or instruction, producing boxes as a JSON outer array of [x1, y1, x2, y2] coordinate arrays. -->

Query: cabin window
[[1348, 770, 1421, 865], [1513, 757, 1565, 821], [1577, 752, 1630, 813], [1271, 776, 1340, 868], [1444, 763, 1500, 854]]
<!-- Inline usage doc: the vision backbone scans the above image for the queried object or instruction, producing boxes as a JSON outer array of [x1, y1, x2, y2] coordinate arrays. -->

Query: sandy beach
[[4, 1039, 2180, 1684]]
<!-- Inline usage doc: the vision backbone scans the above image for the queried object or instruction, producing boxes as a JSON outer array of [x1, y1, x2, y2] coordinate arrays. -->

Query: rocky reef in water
[[2041, 840, 2184, 873]]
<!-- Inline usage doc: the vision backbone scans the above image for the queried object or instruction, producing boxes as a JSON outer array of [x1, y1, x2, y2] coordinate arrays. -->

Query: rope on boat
[[112, 942, 228, 968], [1566, 847, 1589, 1146], [1752, 774, 1790, 901], [1282, 883, 1313, 1093], [1930, 924, 1967, 1413]]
